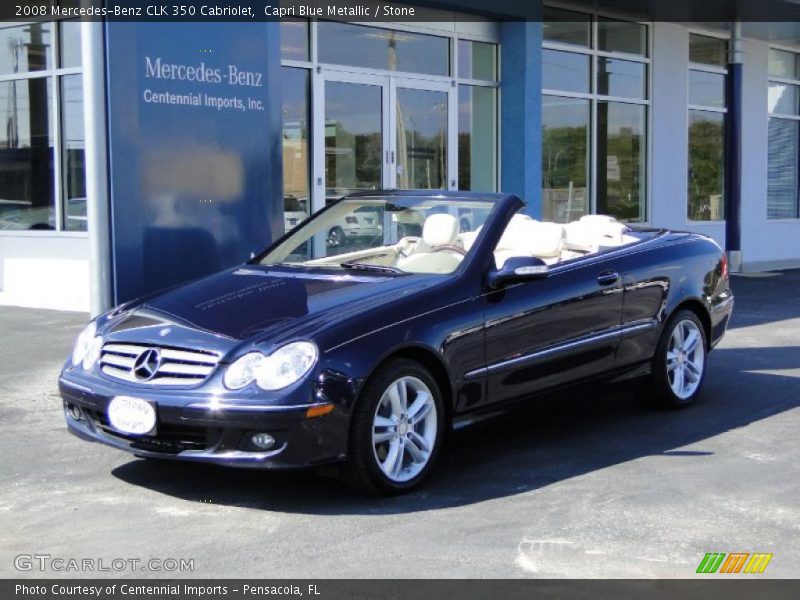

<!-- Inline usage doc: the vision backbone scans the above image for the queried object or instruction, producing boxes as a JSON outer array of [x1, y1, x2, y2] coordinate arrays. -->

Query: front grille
[[87, 409, 222, 454], [100, 342, 221, 386]]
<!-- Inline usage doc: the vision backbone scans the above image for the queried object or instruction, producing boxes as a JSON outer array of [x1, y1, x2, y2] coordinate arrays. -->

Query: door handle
[[597, 271, 620, 286]]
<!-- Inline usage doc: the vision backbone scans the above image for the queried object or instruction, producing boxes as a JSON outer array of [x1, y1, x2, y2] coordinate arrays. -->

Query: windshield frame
[[250, 191, 507, 277]]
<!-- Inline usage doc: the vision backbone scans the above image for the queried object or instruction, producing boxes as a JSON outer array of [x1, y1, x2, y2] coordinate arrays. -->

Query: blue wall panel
[[500, 18, 542, 217], [104, 22, 282, 304]]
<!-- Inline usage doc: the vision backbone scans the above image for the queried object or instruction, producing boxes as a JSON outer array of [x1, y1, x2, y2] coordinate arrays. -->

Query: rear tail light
[[721, 253, 729, 280], [345, 216, 358, 224]]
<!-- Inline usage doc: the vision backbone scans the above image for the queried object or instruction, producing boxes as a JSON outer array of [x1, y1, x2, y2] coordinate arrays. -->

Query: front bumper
[[59, 374, 351, 469]]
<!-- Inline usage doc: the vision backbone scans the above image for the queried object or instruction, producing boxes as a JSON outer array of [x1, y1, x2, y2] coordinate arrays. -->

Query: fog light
[[67, 404, 82, 420], [250, 433, 276, 450]]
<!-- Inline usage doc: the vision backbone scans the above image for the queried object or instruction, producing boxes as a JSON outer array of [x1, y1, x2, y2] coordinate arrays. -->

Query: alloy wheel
[[371, 376, 438, 483], [666, 319, 705, 399]]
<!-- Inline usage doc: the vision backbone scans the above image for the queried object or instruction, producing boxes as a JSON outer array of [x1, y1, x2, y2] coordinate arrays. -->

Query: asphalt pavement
[[0, 270, 798, 578]]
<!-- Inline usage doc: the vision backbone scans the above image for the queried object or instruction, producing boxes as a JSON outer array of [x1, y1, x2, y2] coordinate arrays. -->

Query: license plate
[[107, 396, 157, 435]]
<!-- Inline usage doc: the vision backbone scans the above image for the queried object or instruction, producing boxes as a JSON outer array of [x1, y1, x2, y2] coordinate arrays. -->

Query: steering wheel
[[430, 244, 467, 256]]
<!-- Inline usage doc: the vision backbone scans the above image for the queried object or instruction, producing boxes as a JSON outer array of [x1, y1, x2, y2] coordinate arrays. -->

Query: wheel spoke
[[405, 434, 428, 463], [373, 429, 396, 444], [683, 330, 700, 354], [374, 415, 395, 428], [408, 430, 430, 454], [685, 360, 701, 381], [381, 438, 401, 476], [407, 392, 432, 424], [390, 440, 405, 477], [672, 365, 685, 396], [386, 382, 406, 417]]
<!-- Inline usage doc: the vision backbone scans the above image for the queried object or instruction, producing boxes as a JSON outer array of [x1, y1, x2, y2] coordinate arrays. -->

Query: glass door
[[313, 71, 456, 217], [314, 72, 391, 215], [391, 78, 455, 191]]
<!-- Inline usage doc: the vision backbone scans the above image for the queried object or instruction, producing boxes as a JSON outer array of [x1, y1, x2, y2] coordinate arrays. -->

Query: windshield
[[259, 195, 497, 275]]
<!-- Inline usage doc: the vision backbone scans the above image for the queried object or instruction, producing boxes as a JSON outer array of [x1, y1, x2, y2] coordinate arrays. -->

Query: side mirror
[[487, 256, 549, 289]]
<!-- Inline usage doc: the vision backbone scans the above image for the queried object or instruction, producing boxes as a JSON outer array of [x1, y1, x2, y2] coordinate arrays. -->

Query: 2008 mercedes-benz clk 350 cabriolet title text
[[59, 191, 733, 494]]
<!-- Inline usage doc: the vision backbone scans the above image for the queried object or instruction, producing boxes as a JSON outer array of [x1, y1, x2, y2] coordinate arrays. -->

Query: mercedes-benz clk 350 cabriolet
[[59, 191, 733, 494]]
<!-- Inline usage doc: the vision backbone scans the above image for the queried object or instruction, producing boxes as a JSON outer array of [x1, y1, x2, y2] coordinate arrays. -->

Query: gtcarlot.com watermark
[[14, 553, 194, 573]]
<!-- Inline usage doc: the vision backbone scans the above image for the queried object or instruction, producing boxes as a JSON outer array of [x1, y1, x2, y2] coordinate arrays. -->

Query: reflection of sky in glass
[[597, 57, 646, 99], [62, 75, 84, 147], [769, 83, 798, 115], [0, 24, 52, 74], [326, 81, 381, 135], [688, 70, 724, 108], [319, 22, 448, 76], [397, 88, 447, 138], [542, 49, 589, 93], [543, 96, 589, 128]]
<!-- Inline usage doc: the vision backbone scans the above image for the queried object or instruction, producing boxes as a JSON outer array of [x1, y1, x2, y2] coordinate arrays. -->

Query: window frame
[[767, 43, 800, 221], [0, 21, 85, 237], [542, 4, 652, 223], [686, 29, 729, 224]]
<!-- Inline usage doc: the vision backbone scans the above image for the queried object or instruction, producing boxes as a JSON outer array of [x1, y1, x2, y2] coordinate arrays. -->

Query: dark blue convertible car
[[59, 191, 733, 494]]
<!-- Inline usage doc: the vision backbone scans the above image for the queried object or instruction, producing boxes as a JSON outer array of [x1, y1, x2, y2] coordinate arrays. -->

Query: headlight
[[82, 335, 104, 370], [72, 322, 103, 370], [223, 342, 318, 391], [71, 322, 97, 366], [223, 352, 264, 390]]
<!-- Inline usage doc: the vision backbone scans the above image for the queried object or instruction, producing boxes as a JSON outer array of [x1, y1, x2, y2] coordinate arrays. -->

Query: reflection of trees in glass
[[541, 124, 588, 221], [325, 125, 382, 192], [599, 126, 643, 221], [688, 114, 724, 221]]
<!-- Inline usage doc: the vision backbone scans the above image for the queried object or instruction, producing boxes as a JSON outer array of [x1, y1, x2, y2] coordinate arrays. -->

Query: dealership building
[[1, 1, 799, 314]]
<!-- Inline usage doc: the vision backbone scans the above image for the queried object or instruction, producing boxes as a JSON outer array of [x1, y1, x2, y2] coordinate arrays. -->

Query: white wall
[[650, 22, 726, 245], [0, 234, 90, 313], [651, 22, 800, 270]]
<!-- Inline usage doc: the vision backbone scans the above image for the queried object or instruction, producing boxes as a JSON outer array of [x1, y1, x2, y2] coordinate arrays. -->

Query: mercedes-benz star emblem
[[133, 348, 162, 381]]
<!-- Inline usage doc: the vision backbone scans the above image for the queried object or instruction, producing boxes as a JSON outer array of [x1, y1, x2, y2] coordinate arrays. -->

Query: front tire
[[342, 359, 445, 495], [649, 310, 708, 408], [327, 226, 345, 247]]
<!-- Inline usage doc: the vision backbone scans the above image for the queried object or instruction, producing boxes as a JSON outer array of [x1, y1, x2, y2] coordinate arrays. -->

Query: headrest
[[523, 222, 566, 258], [579, 214, 616, 224], [495, 214, 539, 251], [422, 213, 459, 247]]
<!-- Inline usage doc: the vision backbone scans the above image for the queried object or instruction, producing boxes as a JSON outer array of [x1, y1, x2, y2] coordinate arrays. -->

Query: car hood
[[104, 265, 437, 350]]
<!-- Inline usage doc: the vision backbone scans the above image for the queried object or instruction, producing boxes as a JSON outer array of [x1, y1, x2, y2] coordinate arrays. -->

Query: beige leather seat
[[565, 216, 631, 253], [397, 213, 463, 274], [494, 219, 566, 268]]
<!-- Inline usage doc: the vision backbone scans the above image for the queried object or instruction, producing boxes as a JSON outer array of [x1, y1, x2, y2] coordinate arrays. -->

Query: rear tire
[[342, 359, 445, 495], [647, 309, 708, 409]]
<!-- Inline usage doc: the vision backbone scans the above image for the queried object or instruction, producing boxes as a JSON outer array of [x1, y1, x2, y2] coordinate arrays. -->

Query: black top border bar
[[3, 0, 800, 23]]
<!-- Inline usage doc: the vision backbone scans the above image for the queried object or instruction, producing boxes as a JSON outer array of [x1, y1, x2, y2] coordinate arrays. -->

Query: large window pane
[[324, 80, 383, 196], [542, 49, 590, 93], [0, 23, 53, 75], [395, 88, 448, 190], [282, 67, 310, 232], [60, 20, 82, 68], [0, 79, 55, 230], [597, 57, 647, 99], [280, 20, 309, 62], [542, 96, 590, 223], [597, 101, 646, 222], [769, 48, 800, 80], [318, 22, 449, 76], [61, 74, 86, 231], [689, 34, 728, 67], [768, 118, 799, 219], [458, 85, 496, 192], [543, 7, 591, 47], [688, 110, 725, 221], [689, 70, 726, 108], [768, 82, 799, 115], [597, 18, 647, 56], [458, 40, 496, 81]]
